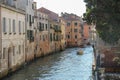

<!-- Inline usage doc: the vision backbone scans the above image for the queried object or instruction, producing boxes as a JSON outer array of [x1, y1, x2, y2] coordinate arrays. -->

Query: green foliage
[[84, 0, 120, 44]]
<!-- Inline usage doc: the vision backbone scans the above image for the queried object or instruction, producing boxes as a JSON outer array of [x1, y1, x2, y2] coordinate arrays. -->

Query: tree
[[84, 0, 120, 44]]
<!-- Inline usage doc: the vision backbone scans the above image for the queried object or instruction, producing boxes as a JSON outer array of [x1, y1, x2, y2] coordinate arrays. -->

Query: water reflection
[[3, 46, 93, 80]]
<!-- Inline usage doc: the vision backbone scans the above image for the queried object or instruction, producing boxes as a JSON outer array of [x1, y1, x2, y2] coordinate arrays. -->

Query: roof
[[0, 3, 25, 15], [37, 7, 59, 21], [61, 12, 82, 21]]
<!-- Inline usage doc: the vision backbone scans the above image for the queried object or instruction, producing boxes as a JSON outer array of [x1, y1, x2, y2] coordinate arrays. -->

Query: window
[[39, 17, 41, 20], [32, 4, 34, 9], [27, 14, 28, 22], [19, 45, 21, 54], [29, 15, 32, 26], [3, 48, 6, 59], [56, 35, 59, 41], [23, 45, 24, 54], [67, 22, 70, 26], [46, 24, 48, 30], [32, 16, 34, 23], [9, 18, 11, 34], [74, 29, 78, 32], [89, 27, 91, 29], [13, 19, 16, 33], [27, 30, 34, 42], [50, 33, 52, 41], [43, 35, 45, 41], [42, 23, 44, 30], [39, 22, 41, 27], [74, 22, 78, 26], [53, 34, 55, 41], [3, 17, 6, 33], [39, 22, 44, 31], [68, 35, 70, 39], [19, 21, 21, 33], [75, 35, 77, 39], [13, 46, 15, 56], [23, 22, 25, 33]]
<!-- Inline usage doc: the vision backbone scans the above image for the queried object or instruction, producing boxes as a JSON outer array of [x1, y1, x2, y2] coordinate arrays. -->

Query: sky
[[34, 0, 86, 17]]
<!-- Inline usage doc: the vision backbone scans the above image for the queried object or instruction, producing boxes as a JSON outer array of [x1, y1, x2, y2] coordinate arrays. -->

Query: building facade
[[0, 1, 86, 79], [59, 18, 66, 50], [61, 13, 83, 47], [38, 7, 62, 53], [33, 2, 38, 57], [35, 11, 49, 57], [0, 0, 36, 63], [0, 0, 27, 10], [0, 3, 25, 78], [25, 0, 35, 62], [53, 21, 61, 52], [49, 19, 56, 53], [83, 22, 90, 44]]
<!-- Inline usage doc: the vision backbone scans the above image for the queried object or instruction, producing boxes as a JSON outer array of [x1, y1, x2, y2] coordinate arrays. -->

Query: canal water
[[3, 46, 93, 80]]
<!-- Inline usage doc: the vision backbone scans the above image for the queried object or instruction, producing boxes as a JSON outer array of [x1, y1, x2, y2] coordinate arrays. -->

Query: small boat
[[86, 42, 91, 45], [77, 50, 83, 55], [79, 45, 85, 48]]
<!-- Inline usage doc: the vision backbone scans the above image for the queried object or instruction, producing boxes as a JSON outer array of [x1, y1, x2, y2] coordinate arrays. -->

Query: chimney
[[13, 0, 17, 8]]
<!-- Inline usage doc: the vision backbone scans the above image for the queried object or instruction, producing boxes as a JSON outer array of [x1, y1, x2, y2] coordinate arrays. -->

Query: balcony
[[27, 30, 34, 42], [54, 25, 61, 32], [54, 35, 61, 41], [50, 26, 54, 29], [54, 28, 61, 32], [30, 36, 34, 42], [38, 26, 44, 31]]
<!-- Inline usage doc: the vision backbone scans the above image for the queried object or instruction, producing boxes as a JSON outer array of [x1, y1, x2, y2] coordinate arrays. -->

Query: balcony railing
[[27, 30, 34, 42], [30, 36, 34, 42], [50, 26, 54, 29], [54, 26, 61, 32], [54, 36, 61, 41], [38, 26, 44, 31], [54, 28, 61, 32]]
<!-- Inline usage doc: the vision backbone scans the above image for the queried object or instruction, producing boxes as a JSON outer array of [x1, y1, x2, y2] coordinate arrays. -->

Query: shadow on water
[[3, 46, 93, 80]]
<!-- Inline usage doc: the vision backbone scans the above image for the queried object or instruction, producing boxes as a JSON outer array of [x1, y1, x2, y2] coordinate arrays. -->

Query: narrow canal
[[3, 46, 93, 80]]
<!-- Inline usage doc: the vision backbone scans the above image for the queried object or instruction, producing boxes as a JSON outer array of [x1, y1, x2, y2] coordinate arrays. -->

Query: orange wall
[[65, 21, 82, 47], [83, 23, 90, 39]]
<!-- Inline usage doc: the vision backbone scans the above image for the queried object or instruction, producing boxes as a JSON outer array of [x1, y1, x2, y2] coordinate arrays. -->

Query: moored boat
[[79, 45, 85, 48], [77, 50, 83, 55]]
